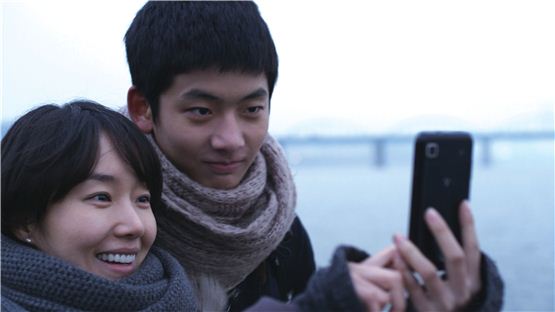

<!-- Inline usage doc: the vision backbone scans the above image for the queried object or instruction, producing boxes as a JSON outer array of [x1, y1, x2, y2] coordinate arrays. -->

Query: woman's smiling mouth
[[96, 253, 136, 264]]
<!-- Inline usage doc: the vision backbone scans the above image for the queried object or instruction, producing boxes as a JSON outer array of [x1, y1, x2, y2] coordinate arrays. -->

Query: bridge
[[277, 131, 554, 167]]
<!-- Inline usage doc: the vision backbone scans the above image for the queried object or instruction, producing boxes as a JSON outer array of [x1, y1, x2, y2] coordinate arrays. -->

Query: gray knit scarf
[[150, 134, 297, 290], [1, 234, 198, 311]]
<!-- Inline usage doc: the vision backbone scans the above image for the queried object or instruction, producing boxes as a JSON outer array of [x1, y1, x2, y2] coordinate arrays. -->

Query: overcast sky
[[2, 0, 554, 135]]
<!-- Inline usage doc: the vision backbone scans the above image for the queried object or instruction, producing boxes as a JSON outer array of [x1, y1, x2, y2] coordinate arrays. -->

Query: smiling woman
[[0, 100, 198, 311], [24, 134, 156, 280]]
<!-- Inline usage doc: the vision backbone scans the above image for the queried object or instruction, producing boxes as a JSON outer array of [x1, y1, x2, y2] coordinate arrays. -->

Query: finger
[[460, 201, 482, 294], [392, 250, 428, 311], [425, 208, 468, 294], [353, 264, 405, 306], [393, 233, 448, 300], [354, 247, 406, 311], [389, 277, 406, 312], [364, 245, 396, 267], [350, 262, 400, 290], [388, 253, 407, 312], [351, 273, 391, 311]]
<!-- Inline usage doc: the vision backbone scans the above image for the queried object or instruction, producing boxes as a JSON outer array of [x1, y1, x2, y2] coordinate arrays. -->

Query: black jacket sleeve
[[246, 245, 366, 312], [247, 247, 504, 312], [292, 245, 367, 312], [459, 253, 504, 312]]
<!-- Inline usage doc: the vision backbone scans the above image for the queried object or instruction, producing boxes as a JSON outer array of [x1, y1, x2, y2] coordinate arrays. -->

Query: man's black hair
[[125, 1, 278, 121]]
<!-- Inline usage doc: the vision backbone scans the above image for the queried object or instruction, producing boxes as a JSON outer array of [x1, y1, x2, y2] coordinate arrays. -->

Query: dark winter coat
[[227, 216, 316, 312]]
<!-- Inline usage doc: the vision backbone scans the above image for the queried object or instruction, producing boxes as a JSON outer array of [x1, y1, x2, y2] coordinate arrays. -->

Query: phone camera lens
[[425, 142, 439, 158]]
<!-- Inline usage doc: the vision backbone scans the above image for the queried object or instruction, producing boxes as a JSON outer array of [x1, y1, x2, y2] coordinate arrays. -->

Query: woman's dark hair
[[124, 1, 278, 121], [1, 100, 162, 238]]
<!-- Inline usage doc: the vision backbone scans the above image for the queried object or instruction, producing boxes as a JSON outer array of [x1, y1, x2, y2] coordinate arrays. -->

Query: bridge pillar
[[481, 136, 492, 166], [374, 139, 386, 167]]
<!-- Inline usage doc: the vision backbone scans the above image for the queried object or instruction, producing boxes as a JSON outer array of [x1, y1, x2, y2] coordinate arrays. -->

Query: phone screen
[[408, 131, 472, 270]]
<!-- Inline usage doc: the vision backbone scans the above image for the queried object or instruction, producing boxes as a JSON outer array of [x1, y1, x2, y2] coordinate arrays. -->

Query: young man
[[125, 2, 503, 311], [125, 2, 315, 310]]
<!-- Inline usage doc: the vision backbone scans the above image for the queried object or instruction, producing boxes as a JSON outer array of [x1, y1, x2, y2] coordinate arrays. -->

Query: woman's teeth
[[96, 253, 135, 264]]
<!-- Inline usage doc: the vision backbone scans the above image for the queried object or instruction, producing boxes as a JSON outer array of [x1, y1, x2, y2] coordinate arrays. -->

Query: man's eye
[[189, 107, 212, 116], [246, 106, 264, 114]]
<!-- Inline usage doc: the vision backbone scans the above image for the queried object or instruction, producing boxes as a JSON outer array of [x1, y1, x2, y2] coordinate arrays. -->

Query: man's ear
[[127, 86, 154, 134]]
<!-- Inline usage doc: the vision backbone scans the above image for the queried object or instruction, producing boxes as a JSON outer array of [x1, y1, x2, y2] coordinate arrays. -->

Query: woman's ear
[[14, 225, 35, 245], [127, 86, 154, 133]]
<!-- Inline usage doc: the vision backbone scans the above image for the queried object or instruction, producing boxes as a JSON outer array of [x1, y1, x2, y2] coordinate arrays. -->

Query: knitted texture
[[150, 134, 297, 290], [1, 235, 198, 311], [292, 246, 367, 312]]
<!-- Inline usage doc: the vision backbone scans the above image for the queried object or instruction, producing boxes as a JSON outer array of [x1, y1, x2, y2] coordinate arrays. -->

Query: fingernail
[[392, 247, 408, 270], [426, 207, 440, 223], [461, 200, 473, 220], [393, 233, 406, 244], [462, 200, 471, 210]]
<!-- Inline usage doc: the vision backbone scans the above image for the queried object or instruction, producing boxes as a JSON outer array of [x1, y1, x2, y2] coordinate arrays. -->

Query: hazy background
[[2, 1, 554, 311], [2, 0, 554, 133]]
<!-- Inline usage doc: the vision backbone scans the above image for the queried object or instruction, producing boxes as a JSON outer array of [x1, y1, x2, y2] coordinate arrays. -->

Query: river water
[[290, 140, 554, 311]]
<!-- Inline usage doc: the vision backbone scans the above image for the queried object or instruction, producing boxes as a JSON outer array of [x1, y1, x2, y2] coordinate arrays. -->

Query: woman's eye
[[89, 193, 111, 202], [137, 195, 151, 204]]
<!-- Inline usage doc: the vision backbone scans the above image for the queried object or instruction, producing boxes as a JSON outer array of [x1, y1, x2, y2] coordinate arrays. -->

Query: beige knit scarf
[[149, 134, 297, 291]]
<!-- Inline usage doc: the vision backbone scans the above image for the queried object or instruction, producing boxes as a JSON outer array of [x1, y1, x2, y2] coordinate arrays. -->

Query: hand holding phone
[[395, 134, 483, 310], [408, 131, 472, 270], [394, 200, 483, 311]]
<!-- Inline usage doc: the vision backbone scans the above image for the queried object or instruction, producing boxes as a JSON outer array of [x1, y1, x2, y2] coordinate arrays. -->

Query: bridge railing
[[277, 131, 554, 167]]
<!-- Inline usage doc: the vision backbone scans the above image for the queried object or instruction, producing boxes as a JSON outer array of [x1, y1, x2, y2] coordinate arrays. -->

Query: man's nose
[[210, 114, 245, 151]]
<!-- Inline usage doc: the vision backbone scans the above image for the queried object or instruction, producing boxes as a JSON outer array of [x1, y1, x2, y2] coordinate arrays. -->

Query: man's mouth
[[206, 160, 244, 174], [96, 253, 136, 264]]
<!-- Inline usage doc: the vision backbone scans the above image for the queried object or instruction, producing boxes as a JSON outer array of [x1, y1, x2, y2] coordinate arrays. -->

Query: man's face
[[153, 69, 270, 189]]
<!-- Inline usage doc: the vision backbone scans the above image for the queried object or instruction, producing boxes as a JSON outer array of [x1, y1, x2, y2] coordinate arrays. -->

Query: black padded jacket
[[227, 216, 316, 312]]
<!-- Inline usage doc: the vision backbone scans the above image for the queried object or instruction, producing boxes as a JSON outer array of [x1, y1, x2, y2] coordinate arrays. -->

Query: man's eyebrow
[[241, 88, 268, 101], [182, 89, 220, 101], [181, 88, 268, 102], [88, 173, 115, 183]]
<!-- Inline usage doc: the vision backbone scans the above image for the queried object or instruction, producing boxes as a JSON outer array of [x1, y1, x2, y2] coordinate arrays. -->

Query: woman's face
[[24, 134, 157, 280]]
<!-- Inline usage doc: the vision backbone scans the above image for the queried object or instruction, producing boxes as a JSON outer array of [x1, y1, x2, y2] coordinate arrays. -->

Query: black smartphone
[[408, 131, 473, 270]]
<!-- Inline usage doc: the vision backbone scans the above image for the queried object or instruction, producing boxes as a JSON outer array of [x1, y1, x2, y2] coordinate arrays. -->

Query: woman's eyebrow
[[88, 173, 115, 183]]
